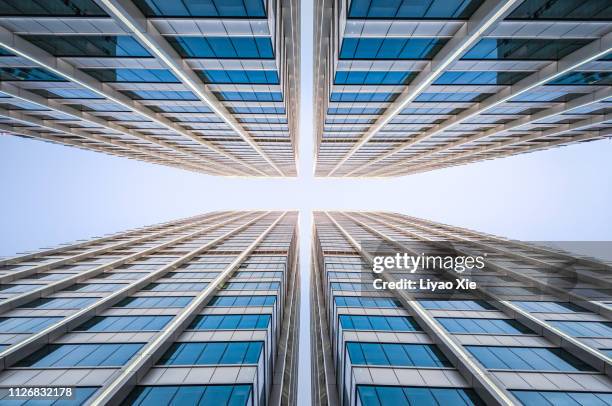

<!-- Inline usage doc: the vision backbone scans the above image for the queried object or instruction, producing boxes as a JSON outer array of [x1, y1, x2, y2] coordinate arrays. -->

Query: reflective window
[[348, 0, 483, 19], [328, 107, 384, 115], [0, 0, 106, 16], [167, 36, 274, 58], [25, 273, 72, 281], [63, 283, 124, 292], [437, 317, 534, 334], [0, 67, 65, 81], [151, 105, 211, 113], [76, 315, 173, 332], [358, 386, 483, 406], [415, 92, 490, 102], [512, 301, 588, 313], [331, 282, 378, 291], [223, 281, 280, 290], [22, 35, 151, 57], [83, 68, 178, 83], [334, 70, 416, 85], [159, 341, 263, 365], [339, 315, 421, 331], [229, 106, 286, 114], [335, 296, 401, 308], [133, 0, 265, 17], [114, 296, 194, 308], [200, 69, 279, 84], [549, 321, 612, 337], [330, 92, 398, 102], [19, 297, 98, 309], [30, 88, 102, 99], [0, 387, 98, 404], [434, 71, 530, 85], [122, 90, 198, 101], [347, 342, 450, 367], [419, 299, 495, 311], [512, 390, 612, 405], [0, 317, 62, 333], [215, 91, 282, 102], [17, 343, 143, 367], [208, 295, 276, 307], [508, 0, 612, 20], [340, 38, 446, 60], [189, 314, 271, 330], [0, 284, 43, 293], [165, 272, 219, 279], [463, 39, 591, 60], [548, 71, 612, 86], [143, 282, 208, 292], [125, 385, 251, 406], [467, 346, 594, 371]]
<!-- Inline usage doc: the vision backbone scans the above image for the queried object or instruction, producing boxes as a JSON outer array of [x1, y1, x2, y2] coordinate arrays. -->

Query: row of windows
[[18, 343, 143, 367], [215, 91, 283, 102], [189, 314, 271, 330], [340, 38, 446, 60], [143, 282, 208, 292], [125, 385, 252, 406], [437, 317, 533, 335], [467, 346, 593, 372], [334, 296, 401, 308], [339, 315, 420, 331], [21, 297, 98, 309], [159, 341, 262, 365], [223, 281, 280, 290], [0, 0, 106, 16], [0, 316, 62, 333], [23, 35, 151, 58], [419, 299, 494, 311], [358, 386, 483, 406], [167, 36, 274, 59], [347, 342, 450, 368], [132, 0, 266, 17], [199, 69, 279, 84], [512, 390, 612, 405], [75, 315, 172, 332], [329, 93, 397, 102], [208, 295, 276, 307], [0, 67, 64, 82], [116, 296, 194, 308], [347, 0, 482, 19], [334, 70, 416, 85]]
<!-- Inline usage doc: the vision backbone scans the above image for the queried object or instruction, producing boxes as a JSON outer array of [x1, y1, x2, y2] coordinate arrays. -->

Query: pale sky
[[1, 2, 612, 403]]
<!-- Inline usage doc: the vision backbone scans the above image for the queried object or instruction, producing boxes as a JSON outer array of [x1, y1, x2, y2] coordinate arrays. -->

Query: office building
[[0, 210, 299, 405], [312, 211, 612, 405], [314, 0, 611, 177], [0, 0, 300, 177]]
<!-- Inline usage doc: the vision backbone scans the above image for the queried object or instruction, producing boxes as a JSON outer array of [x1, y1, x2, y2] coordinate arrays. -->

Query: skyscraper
[[0, 210, 299, 405], [311, 211, 612, 405], [314, 0, 611, 177], [0, 0, 300, 177]]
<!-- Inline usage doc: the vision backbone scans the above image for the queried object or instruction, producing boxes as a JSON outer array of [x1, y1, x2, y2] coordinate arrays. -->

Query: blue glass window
[[437, 318, 534, 334], [331, 282, 378, 291], [22, 35, 151, 57], [549, 321, 612, 337], [0, 0, 106, 16], [0, 387, 99, 404], [200, 69, 279, 84], [159, 341, 263, 365], [189, 314, 271, 330], [63, 283, 124, 292], [19, 297, 98, 309], [208, 295, 276, 307], [151, 105, 212, 113], [358, 386, 484, 406], [415, 92, 490, 102], [434, 71, 530, 85], [83, 68, 178, 83], [508, 0, 612, 20], [401, 107, 463, 115], [143, 282, 208, 292], [215, 91, 282, 102], [132, 0, 266, 17], [167, 36, 274, 59], [17, 343, 143, 367], [328, 107, 384, 115], [467, 346, 593, 371], [512, 301, 588, 313], [330, 92, 397, 102], [31, 88, 102, 99], [334, 70, 416, 85], [0, 284, 43, 293], [339, 315, 421, 331], [25, 273, 72, 281], [348, 0, 483, 19], [512, 390, 612, 405], [0, 317, 62, 333], [114, 296, 194, 308], [335, 296, 401, 308], [463, 39, 591, 60], [548, 71, 612, 86], [166, 272, 219, 279], [419, 300, 495, 311], [125, 385, 252, 406], [121, 90, 198, 101], [223, 281, 280, 290], [348, 342, 450, 367], [0, 67, 65, 81], [340, 38, 446, 60], [229, 106, 286, 114], [76, 315, 172, 332]]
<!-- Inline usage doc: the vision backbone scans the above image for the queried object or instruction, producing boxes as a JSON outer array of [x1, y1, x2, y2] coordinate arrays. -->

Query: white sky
[[1, 2, 612, 402]]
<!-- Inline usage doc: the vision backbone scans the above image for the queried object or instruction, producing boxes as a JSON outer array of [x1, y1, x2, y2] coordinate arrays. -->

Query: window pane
[[22, 35, 151, 57]]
